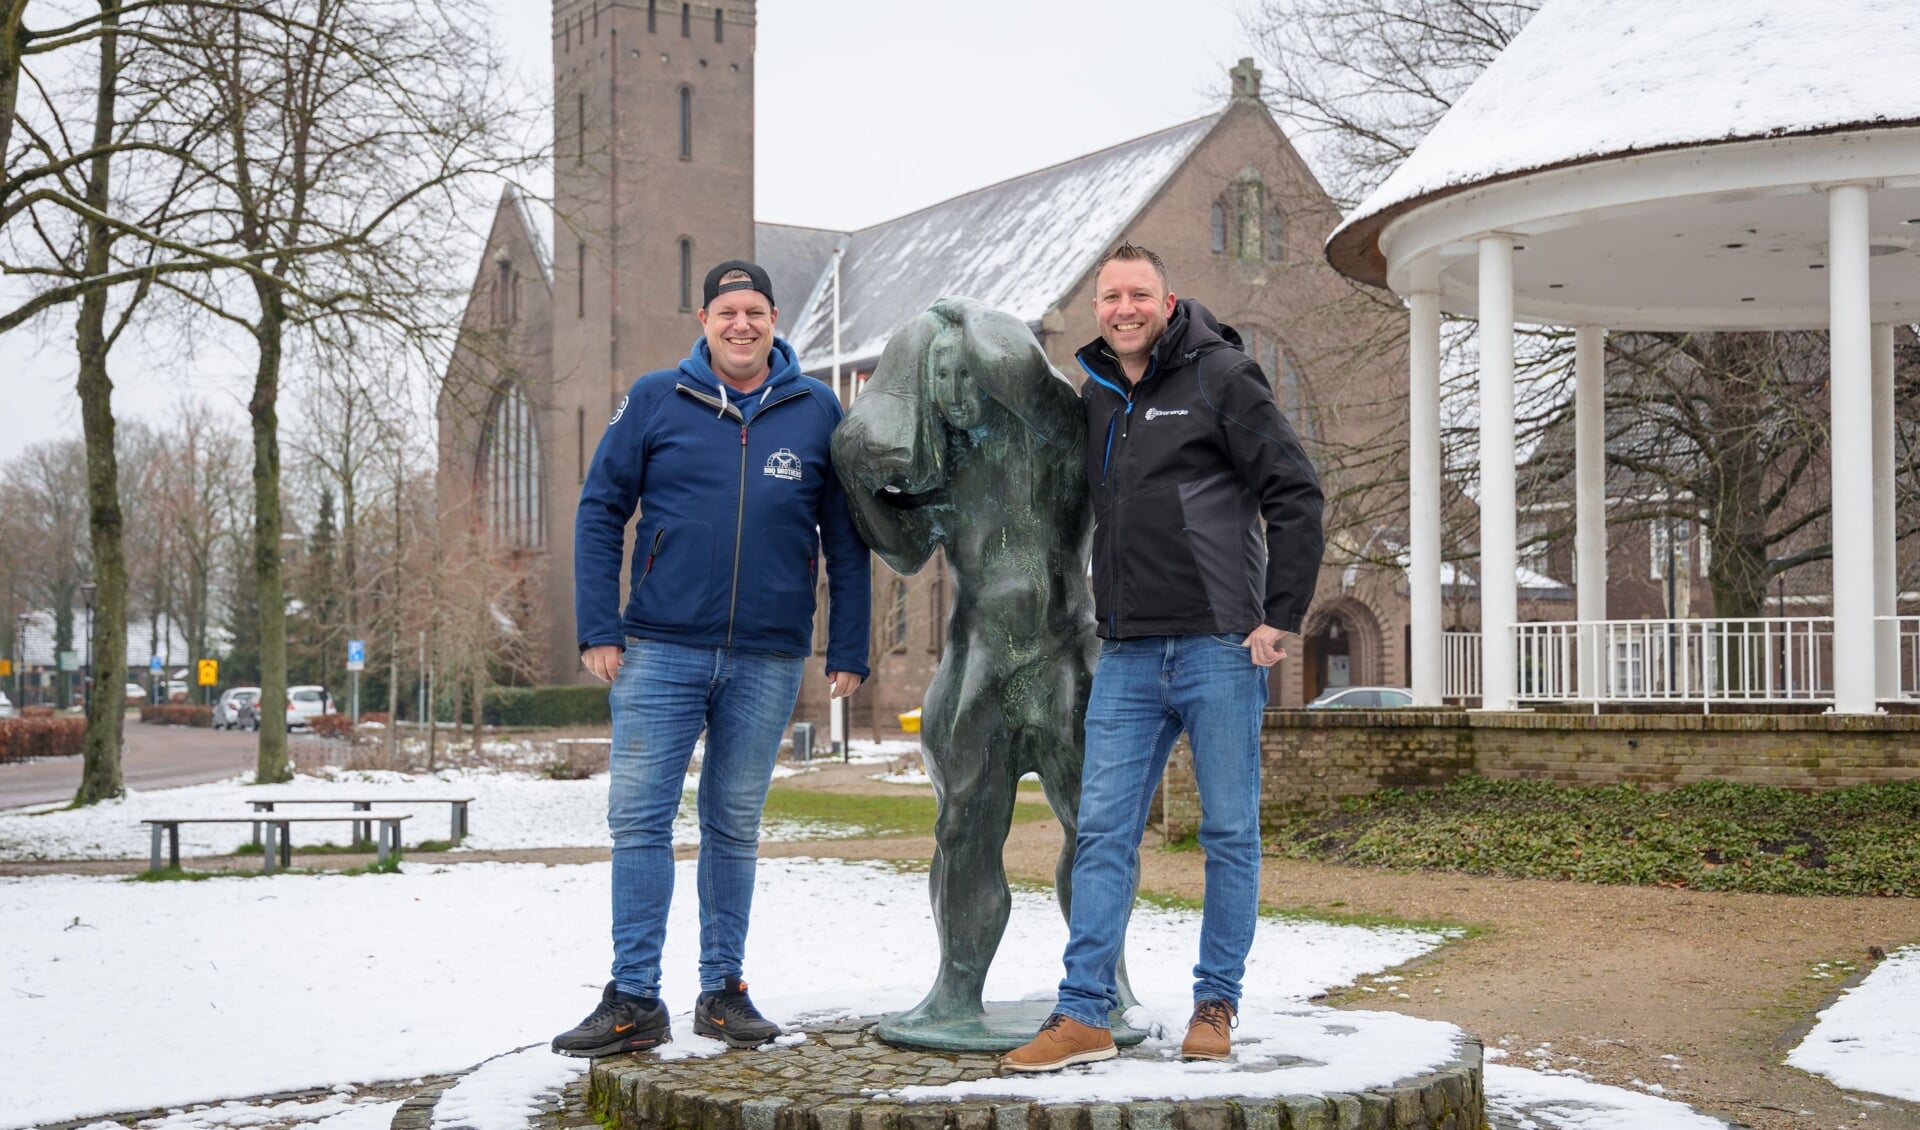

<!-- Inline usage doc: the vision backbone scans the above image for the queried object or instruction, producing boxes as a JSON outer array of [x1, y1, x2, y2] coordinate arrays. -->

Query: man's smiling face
[[1093, 257, 1174, 366], [699, 287, 778, 388]]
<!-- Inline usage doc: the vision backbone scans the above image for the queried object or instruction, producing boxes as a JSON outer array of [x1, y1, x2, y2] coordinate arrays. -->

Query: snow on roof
[[508, 187, 553, 287], [783, 114, 1222, 371], [1329, 0, 1920, 285], [754, 223, 844, 317]]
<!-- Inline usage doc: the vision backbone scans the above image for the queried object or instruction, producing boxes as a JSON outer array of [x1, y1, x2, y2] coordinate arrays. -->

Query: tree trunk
[[250, 292, 292, 783], [71, 0, 125, 806], [0, 1, 31, 179]]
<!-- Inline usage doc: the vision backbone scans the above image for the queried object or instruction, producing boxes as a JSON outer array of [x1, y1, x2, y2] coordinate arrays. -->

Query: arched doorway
[[1301, 599, 1385, 702]]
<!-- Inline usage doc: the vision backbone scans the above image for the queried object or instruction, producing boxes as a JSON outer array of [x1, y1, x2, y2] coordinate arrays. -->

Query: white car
[[0, 690, 13, 718], [285, 685, 336, 730], [213, 686, 261, 729]]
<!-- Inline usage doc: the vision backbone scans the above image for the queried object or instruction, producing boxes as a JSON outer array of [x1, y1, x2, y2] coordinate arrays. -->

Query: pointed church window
[[1210, 201, 1227, 254], [679, 86, 692, 159], [1264, 209, 1284, 262], [482, 384, 545, 550], [678, 238, 693, 311]]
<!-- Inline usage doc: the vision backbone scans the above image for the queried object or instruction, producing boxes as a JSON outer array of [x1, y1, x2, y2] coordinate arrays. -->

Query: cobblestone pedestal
[[589, 1017, 1485, 1130]]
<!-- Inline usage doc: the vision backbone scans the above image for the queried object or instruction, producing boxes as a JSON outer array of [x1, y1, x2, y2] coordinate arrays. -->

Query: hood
[[1075, 298, 1243, 389], [678, 335, 805, 405]]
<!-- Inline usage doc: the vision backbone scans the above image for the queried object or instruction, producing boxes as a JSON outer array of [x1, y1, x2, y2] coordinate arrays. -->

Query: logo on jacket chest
[[763, 448, 804, 482], [1143, 407, 1190, 421]]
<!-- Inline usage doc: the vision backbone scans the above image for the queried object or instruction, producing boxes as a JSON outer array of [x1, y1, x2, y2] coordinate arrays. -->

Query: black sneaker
[[551, 981, 671, 1057], [693, 976, 781, 1047]]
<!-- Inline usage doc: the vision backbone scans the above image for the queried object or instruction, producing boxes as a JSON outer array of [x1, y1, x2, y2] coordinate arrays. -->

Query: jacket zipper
[[719, 387, 811, 646], [1078, 353, 1155, 637], [636, 528, 665, 591]]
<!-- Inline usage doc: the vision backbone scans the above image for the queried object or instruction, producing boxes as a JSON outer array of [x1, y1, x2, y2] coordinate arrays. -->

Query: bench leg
[[377, 821, 392, 866], [169, 826, 180, 871], [451, 802, 467, 844], [252, 802, 271, 848], [263, 823, 278, 874], [354, 802, 372, 848], [149, 825, 162, 873], [279, 822, 293, 870]]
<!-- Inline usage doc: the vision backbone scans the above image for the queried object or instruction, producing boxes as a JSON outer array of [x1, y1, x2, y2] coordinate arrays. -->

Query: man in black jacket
[[1004, 243, 1324, 1072]]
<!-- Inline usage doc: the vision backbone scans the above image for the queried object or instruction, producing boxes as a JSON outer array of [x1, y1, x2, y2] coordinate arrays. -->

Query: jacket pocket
[[628, 521, 717, 631]]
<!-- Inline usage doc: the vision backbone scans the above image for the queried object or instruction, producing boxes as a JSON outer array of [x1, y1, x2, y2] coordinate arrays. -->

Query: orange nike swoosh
[[614, 1023, 634, 1033]]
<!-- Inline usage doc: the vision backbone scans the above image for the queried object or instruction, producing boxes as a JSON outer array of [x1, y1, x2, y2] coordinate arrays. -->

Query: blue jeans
[[606, 638, 804, 1000], [1055, 634, 1269, 1029]]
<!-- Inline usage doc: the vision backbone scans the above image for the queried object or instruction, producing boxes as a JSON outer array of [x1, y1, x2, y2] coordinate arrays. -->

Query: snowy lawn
[[0, 761, 853, 863], [1788, 944, 1920, 1102], [4, 856, 1449, 1127]]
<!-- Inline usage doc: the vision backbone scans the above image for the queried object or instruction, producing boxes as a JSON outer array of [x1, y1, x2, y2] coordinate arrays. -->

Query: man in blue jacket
[[554, 260, 871, 1057]]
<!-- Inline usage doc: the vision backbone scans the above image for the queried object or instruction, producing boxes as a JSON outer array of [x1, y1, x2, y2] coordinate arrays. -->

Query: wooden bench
[[246, 796, 472, 845], [142, 814, 410, 874]]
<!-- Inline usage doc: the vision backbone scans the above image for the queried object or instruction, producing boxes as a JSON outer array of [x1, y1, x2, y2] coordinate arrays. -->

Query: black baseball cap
[[702, 259, 775, 308]]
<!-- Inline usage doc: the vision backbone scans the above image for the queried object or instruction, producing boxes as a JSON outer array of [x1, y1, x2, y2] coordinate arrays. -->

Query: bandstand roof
[[1325, 0, 1920, 330]]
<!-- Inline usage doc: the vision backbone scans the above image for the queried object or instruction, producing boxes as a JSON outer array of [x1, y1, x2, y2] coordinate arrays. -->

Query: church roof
[[754, 222, 844, 319], [774, 113, 1223, 372], [1328, 0, 1920, 287]]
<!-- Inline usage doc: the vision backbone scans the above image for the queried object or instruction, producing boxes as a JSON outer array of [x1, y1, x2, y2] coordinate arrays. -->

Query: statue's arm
[[839, 483, 945, 576]]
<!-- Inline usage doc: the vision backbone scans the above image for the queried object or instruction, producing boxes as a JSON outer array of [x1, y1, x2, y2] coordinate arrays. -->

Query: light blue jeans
[[607, 638, 804, 1000], [1055, 634, 1269, 1029]]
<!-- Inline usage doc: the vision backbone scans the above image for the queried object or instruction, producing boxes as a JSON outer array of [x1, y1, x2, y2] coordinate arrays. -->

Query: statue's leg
[[895, 669, 1018, 1026]]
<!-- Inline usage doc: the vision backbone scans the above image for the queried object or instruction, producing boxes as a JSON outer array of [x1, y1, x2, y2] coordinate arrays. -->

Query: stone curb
[[588, 1021, 1485, 1130]]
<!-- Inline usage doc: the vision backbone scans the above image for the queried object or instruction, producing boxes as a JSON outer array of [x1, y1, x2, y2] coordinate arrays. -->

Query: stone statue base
[[876, 1000, 1149, 1053]]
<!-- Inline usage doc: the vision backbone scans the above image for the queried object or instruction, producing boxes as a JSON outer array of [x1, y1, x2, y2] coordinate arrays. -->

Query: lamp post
[[79, 581, 96, 711], [15, 612, 30, 707]]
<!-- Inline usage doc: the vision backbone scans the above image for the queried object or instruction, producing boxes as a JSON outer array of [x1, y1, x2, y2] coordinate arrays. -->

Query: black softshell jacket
[[1075, 299, 1324, 639]]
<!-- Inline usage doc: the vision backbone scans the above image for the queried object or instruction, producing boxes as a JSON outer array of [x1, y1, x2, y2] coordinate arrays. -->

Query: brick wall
[[1159, 710, 1920, 838]]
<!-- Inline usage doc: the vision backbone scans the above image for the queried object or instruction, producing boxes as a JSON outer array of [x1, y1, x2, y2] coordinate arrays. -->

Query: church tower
[[543, 0, 758, 676]]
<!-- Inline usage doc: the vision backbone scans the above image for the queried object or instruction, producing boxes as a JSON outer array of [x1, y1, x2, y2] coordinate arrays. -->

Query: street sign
[[196, 659, 218, 687], [0, 659, 11, 677], [149, 655, 164, 673], [346, 639, 366, 672], [57, 651, 77, 672]]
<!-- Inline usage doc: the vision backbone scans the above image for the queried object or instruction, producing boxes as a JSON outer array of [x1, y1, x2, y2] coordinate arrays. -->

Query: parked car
[[0, 690, 13, 718], [1306, 686, 1414, 709], [285, 685, 336, 730], [212, 686, 261, 730], [124, 682, 147, 704]]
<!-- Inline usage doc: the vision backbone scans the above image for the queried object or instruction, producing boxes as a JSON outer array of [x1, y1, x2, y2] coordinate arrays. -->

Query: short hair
[[717, 268, 754, 287], [1095, 242, 1169, 291]]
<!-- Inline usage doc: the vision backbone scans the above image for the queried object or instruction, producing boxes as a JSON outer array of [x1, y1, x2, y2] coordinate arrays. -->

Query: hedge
[[482, 685, 612, 728], [139, 704, 213, 727], [0, 716, 87, 762]]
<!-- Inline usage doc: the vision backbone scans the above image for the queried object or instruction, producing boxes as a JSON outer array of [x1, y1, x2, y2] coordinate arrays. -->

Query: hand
[[1240, 625, 1292, 668], [827, 670, 864, 699], [581, 645, 623, 683]]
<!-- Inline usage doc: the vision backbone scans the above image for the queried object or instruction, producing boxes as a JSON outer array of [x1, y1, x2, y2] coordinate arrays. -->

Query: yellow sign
[[0, 659, 10, 678], [196, 659, 218, 687]]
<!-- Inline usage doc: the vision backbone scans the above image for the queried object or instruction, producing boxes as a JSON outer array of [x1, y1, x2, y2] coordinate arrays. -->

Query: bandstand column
[[1826, 184, 1877, 713], [1407, 254, 1444, 706], [1574, 325, 1607, 700], [1478, 235, 1518, 711], [1873, 323, 1897, 701]]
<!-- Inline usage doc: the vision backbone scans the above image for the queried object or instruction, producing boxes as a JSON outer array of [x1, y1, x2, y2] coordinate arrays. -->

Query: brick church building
[[438, 0, 1423, 730]]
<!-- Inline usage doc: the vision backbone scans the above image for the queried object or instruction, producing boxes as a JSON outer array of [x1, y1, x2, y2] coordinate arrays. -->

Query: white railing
[[1511, 618, 1835, 705], [1443, 632, 1481, 702], [1895, 616, 1920, 700]]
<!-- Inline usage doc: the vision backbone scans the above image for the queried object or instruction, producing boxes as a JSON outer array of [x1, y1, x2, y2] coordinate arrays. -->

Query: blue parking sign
[[149, 656, 163, 673], [346, 639, 366, 671]]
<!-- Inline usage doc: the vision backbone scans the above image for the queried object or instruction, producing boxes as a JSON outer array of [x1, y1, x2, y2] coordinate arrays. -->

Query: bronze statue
[[832, 297, 1136, 1050]]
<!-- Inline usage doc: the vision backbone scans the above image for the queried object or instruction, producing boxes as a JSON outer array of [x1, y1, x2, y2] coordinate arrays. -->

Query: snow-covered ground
[[1788, 945, 1920, 1103], [3, 740, 1911, 1130]]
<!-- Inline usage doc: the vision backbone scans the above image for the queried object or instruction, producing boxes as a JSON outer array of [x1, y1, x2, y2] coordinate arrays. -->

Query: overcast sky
[[0, 0, 1260, 464]]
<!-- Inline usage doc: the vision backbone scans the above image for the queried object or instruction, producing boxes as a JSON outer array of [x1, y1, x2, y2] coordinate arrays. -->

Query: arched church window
[[679, 86, 692, 159], [680, 2, 690, 37], [481, 383, 545, 550], [1264, 209, 1284, 262], [678, 237, 693, 310], [1234, 177, 1264, 260], [1210, 201, 1228, 254]]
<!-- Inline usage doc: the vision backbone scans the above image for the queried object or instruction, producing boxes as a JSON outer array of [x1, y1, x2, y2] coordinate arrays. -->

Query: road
[[0, 719, 258, 808]]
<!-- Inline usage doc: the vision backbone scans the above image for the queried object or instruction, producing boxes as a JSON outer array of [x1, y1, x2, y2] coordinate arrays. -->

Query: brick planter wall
[[1159, 710, 1920, 838]]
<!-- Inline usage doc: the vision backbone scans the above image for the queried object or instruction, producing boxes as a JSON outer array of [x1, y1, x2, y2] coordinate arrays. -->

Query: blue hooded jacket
[[575, 336, 872, 678]]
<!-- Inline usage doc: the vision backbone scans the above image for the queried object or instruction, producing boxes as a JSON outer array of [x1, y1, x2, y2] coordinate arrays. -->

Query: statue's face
[[1093, 258, 1174, 363], [698, 290, 778, 386]]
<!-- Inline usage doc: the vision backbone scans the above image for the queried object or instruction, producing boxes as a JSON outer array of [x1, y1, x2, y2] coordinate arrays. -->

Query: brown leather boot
[[1180, 999, 1235, 1061], [1000, 1013, 1117, 1073]]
